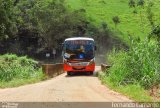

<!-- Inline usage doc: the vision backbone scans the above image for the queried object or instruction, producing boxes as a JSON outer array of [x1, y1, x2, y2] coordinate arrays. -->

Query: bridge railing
[[42, 63, 64, 78]]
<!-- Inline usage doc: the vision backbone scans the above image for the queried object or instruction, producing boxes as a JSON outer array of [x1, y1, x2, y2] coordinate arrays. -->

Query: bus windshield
[[63, 40, 95, 60]]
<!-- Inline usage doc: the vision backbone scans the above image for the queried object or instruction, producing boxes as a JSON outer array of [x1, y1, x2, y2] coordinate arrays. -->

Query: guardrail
[[42, 63, 111, 77], [42, 63, 64, 78], [101, 63, 111, 72]]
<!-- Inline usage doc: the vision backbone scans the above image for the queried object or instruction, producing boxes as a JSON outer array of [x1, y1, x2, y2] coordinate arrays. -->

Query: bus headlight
[[63, 59, 71, 66], [63, 59, 68, 64], [88, 59, 95, 66]]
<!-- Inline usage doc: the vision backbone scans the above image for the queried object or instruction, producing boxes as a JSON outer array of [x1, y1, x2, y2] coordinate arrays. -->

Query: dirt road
[[0, 66, 131, 102]]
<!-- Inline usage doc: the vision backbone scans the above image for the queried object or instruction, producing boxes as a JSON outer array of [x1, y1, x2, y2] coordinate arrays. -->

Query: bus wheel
[[87, 72, 93, 75], [67, 72, 73, 76], [90, 71, 93, 75]]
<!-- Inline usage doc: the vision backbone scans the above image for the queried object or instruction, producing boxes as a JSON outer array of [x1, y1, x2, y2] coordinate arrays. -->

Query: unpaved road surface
[[0, 66, 131, 102]]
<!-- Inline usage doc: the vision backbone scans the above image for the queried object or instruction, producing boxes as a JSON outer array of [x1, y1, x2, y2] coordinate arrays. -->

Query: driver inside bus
[[79, 45, 85, 52], [78, 45, 85, 59]]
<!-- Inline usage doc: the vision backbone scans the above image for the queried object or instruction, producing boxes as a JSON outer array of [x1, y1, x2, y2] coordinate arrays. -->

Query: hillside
[[66, 0, 160, 43]]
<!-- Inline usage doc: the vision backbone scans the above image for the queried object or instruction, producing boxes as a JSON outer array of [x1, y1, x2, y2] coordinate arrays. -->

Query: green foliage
[[29, 0, 86, 48], [128, 0, 136, 8], [99, 73, 153, 102], [0, 0, 17, 40], [0, 0, 87, 51], [0, 54, 43, 82], [137, 0, 145, 7], [112, 16, 120, 28], [151, 25, 160, 42], [107, 39, 160, 89]]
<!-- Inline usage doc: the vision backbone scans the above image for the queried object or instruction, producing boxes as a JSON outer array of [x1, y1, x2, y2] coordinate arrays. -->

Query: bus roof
[[65, 37, 94, 41]]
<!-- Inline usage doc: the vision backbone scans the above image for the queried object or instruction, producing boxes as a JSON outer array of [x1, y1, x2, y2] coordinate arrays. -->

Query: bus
[[62, 37, 96, 76], [62, 37, 96, 75]]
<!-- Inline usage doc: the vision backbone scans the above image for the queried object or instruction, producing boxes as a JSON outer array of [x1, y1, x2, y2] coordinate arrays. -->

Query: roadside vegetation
[[67, 0, 160, 101], [108, 35, 160, 89], [0, 54, 46, 88], [100, 36, 160, 101]]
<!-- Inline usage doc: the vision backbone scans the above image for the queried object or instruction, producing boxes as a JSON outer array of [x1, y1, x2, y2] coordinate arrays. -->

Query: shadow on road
[[65, 72, 98, 78]]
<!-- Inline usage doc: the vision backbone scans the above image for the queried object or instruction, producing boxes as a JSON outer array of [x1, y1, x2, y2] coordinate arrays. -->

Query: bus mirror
[[94, 46, 97, 51]]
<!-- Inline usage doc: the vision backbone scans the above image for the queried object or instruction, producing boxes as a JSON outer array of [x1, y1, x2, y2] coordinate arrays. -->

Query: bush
[[107, 39, 160, 89], [0, 54, 43, 82]]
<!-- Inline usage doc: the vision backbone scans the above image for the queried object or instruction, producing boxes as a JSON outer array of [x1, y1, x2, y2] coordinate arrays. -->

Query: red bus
[[62, 37, 96, 76]]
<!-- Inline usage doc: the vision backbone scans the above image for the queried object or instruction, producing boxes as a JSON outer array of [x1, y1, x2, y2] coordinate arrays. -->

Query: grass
[[0, 54, 47, 88], [66, 0, 160, 43], [0, 74, 46, 88], [99, 38, 160, 102], [108, 39, 160, 88], [99, 72, 153, 102]]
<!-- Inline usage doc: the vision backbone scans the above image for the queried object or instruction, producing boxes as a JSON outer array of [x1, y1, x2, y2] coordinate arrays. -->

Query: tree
[[0, 0, 89, 56], [112, 16, 120, 28], [101, 21, 108, 30], [128, 0, 136, 8], [137, 0, 145, 7], [0, 0, 17, 40], [29, 0, 87, 49]]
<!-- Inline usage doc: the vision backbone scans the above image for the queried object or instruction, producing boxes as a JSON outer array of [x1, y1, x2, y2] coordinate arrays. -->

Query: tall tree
[[31, 0, 87, 48], [0, 0, 17, 40]]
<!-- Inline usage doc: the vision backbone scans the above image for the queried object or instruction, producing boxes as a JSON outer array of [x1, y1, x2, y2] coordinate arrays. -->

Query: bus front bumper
[[63, 63, 95, 72]]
